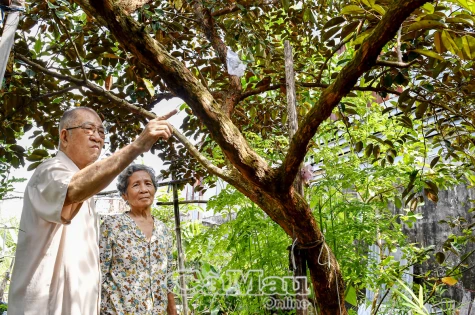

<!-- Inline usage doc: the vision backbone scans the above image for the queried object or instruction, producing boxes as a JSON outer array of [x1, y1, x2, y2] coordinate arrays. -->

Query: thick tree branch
[[279, 0, 432, 190], [15, 53, 233, 183], [192, 0, 242, 115], [74, 0, 274, 188]]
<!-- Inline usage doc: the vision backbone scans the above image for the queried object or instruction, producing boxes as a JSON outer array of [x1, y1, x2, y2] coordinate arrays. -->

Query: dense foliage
[[2, 0, 475, 313]]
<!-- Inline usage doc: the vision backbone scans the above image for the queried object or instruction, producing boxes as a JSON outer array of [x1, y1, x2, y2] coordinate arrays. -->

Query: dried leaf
[[441, 276, 457, 286]]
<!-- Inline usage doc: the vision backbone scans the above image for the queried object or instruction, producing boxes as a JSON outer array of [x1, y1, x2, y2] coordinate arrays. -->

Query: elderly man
[[8, 107, 175, 315]]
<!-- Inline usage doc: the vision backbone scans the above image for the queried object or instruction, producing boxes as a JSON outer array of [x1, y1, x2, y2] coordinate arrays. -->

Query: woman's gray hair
[[116, 164, 158, 195]]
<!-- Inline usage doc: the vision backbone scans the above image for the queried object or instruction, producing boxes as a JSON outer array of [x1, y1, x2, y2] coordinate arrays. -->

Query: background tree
[[2, 0, 475, 313]]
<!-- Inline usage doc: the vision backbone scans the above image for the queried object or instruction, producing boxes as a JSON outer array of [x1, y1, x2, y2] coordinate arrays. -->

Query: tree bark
[[284, 41, 307, 314]]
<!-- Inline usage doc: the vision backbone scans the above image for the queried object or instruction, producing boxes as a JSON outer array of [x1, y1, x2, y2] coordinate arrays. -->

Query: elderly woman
[[100, 164, 177, 315]]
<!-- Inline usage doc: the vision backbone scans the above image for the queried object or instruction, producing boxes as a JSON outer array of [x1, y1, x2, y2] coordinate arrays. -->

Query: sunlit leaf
[[341, 5, 364, 15], [412, 49, 444, 61], [143, 78, 155, 97], [441, 30, 459, 55], [345, 285, 357, 306], [407, 20, 447, 32], [441, 276, 457, 286]]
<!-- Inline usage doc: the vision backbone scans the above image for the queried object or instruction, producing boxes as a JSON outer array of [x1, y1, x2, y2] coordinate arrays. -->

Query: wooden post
[[284, 41, 303, 195], [284, 40, 308, 314], [0, 1, 24, 89], [171, 174, 189, 314]]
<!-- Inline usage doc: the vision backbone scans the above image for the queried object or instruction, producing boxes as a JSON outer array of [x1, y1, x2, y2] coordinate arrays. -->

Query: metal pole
[[172, 174, 189, 314]]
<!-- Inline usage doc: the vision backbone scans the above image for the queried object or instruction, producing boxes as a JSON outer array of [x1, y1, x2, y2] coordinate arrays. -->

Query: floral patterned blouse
[[99, 213, 174, 315]]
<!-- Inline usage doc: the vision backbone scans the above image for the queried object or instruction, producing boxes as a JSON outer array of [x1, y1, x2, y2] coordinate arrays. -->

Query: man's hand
[[134, 109, 177, 153]]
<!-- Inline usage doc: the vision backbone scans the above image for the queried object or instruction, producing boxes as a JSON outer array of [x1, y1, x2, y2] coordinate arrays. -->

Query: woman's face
[[123, 170, 157, 210]]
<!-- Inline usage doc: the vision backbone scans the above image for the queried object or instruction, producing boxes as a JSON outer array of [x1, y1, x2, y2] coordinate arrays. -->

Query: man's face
[[62, 110, 104, 169]]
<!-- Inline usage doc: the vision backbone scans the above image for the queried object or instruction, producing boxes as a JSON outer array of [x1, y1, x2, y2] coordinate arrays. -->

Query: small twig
[[372, 287, 391, 315], [160, 10, 199, 23], [32, 85, 78, 100], [396, 26, 403, 63], [368, 68, 390, 87], [316, 31, 356, 83], [238, 84, 280, 101], [375, 59, 417, 68], [52, 10, 87, 80], [446, 248, 475, 277]]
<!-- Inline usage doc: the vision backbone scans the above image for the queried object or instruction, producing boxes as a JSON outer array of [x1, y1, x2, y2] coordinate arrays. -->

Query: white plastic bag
[[226, 48, 247, 77]]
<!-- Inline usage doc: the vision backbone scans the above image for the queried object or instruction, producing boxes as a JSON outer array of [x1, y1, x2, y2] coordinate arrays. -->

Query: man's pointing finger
[[155, 109, 178, 121]]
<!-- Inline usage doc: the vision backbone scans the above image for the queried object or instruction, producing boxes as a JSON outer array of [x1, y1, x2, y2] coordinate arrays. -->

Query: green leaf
[[352, 30, 371, 46], [281, 0, 290, 12], [434, 31, 444, 53], [34, 38, 42, 54], [47, 2, 59, 9], [422, 3, 435, 14], [365, 143, 374, 158], [31, 149, 49, 157], [142, 78, 155, 97], [446, 17, 474, 26], [435, 252, 446, 264], [42, 139, 55, 150], [371, 4, 385, 15], [461, 35, 475, 59], [412, 49, 444, 61], [452, 0, 475, 14], [345, 285, 357, 306], [26, 154, 44, 162], [32, 135, 44, 148], [341, 5, 365, 15], [430, 156, 440, 168], [407, 20, 447, 32], [373, 145, 380, 159], [415, 102, 429, 118], [323, 17, 346, 29], [27, 161, 42, 171], [395, 197, 402, 209], [9, 145, 25, 153], [441, 30, 459, 55], [322, 26, 340, 42]]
